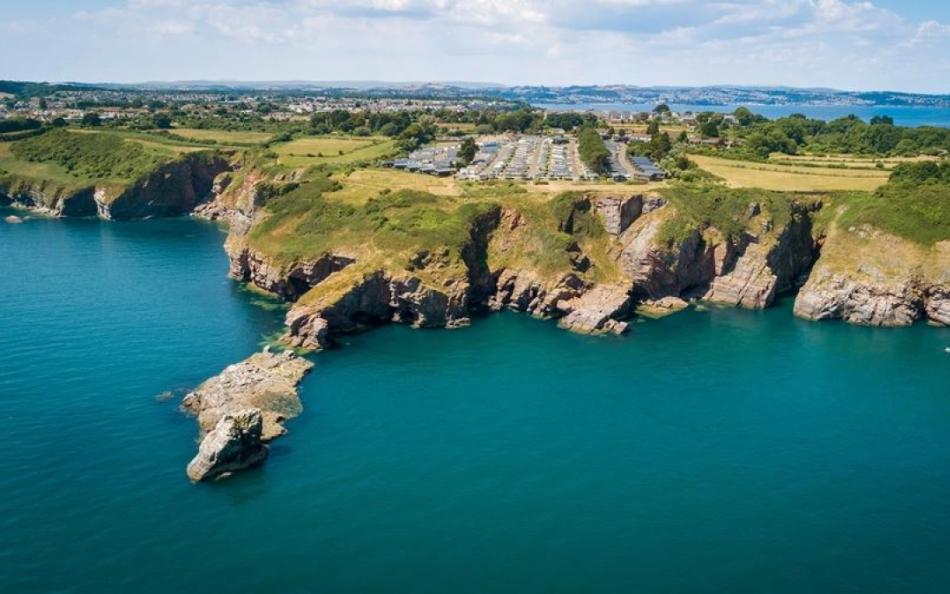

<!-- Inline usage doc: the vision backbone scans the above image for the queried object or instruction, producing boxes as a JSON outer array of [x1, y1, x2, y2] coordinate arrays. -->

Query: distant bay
[[533, 102, 950, 127]]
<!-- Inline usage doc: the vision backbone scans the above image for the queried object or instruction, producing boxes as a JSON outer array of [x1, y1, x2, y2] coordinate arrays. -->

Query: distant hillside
[[3, 79, 950, 107]]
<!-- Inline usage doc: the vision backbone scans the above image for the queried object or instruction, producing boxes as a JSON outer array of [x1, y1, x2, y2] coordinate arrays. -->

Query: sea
[[533, 102, 950, 127], [2, 210, 950, 593]]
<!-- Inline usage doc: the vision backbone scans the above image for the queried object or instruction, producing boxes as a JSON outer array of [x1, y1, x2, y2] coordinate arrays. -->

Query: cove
[[2, 210, 950, 593]]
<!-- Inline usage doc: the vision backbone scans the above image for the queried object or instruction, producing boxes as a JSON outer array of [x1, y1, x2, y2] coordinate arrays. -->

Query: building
[[630, 156, 666, 181]]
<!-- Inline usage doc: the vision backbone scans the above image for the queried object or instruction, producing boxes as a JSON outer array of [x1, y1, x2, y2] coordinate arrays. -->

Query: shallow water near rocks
[[3, 210, 950, 593]]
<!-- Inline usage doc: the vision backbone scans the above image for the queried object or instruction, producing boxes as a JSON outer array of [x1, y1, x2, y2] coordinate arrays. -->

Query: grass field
[[768, 153, 941, 171], [327, 168, 462, 204], [690, 154, 891, 192], [0, 142, 90, 187], [274, 136, 397, 167], [171, 128, 273, 145], [611, 122, 690, 135], [124, 138, 205, 155], [70, 129, 209, 155]]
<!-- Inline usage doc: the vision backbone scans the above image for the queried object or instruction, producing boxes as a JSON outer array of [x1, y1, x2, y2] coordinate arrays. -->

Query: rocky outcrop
[[0, 181, 98, 217], [488, 269, 586, 318], [793, 227, 950, 327], [557, 284, 632, 335], [182, 350, 314, 442], [192, 168, 284, 229], [637, 296, 690, 318], [618, 211, 717, 299], [182, 350, 314, 482], [592, 194, 642, 236], [0, 153, 231, 220], [616, 198, 820, 311], [186, 409, 269, 482], [228, 246, 357, 301], [926, 287, 950, 326], [704, 203, 818, 309], [101, 153, 231, 220], [284, 270, 474, 349], [793, 271, 925, 326]]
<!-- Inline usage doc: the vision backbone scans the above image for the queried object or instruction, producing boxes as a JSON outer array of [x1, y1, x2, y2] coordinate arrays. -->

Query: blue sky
[[2, 0, 949, 93]]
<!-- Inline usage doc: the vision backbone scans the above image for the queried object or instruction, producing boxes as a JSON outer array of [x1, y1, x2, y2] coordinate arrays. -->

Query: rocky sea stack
[[182, 350, 314, 481]]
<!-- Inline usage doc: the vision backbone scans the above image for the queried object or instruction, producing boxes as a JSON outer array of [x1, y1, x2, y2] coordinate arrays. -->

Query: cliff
[[220, 175, 839, 349], [794, 223, 950, 326], [0, 152, 231, 220]]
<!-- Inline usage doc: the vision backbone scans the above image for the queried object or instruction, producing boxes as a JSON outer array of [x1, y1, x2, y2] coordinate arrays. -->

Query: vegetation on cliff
[[831, 162, 950, 246], [10, 129, 169, 182], [656, 183, 803, 246]]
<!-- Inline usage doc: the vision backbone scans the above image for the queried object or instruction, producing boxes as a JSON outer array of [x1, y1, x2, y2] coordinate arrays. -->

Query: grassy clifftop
[[240, 167, 626, 294], [11, 129, 167, 182]]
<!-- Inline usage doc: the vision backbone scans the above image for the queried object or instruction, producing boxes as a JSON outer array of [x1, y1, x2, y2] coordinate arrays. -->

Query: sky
[[2, 0, 950, 93]]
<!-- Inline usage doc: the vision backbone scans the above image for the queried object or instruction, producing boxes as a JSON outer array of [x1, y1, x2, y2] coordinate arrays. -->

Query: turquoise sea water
[[3, 210, 950, 593], [534, 102, 950, 127]]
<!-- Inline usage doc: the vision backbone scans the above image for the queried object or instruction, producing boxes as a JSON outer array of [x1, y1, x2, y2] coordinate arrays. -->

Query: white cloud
[[2, 0, 949, 92]]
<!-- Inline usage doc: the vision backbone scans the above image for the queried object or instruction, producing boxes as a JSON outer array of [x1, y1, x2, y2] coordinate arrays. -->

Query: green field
[[171, 128, 273, 145], [0, 141, 90, 188], [690, 154, 891, 192], [273, 136, 397, 167], [0, 128, 222, 190]]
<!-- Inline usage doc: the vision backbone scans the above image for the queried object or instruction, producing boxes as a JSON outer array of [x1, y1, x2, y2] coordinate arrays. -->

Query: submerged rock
[[182, 350, 314, 481], [637, 296, 690, 318], [4, 215, 24, 224], [186, 409, 268, 482]]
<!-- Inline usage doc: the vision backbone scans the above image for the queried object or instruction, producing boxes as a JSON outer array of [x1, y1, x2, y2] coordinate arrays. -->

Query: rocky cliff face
[[0, 181, 98, 217], [99, 154, 231, 220], [704, 202, 819, 308], [0, 153, 231, 220], [226, 190, 836, 348], [614, 197, 820, 310], [794, 225, 950, 326]]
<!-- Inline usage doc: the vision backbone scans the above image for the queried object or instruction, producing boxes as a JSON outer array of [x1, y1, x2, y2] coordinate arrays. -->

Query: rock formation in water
[[182, 350, 314, 481], [186, 409, 269, 482]]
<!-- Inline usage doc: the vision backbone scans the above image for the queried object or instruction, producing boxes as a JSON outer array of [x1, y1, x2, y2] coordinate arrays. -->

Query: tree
[[38, 98, 48, 110], [649, 132, 673, 161], [677, 130, 689, 144], [870, 115, 894, 126], [81, 112, 102, 127], [458, 137, 477, 165], [699, 119, 719, 138], [654, 103, 671, 115], [397, 120, 437, 152], [577, 126, 611, 175], [153, 113, 173, 129], [734, 107, 755, 127], [51, 117, 67, 128], [646, 120, 660, 136]]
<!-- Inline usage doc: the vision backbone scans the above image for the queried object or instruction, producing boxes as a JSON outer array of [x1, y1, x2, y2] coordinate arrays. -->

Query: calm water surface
[[2, 210, 950, 593], [534, 102, 950, 127]]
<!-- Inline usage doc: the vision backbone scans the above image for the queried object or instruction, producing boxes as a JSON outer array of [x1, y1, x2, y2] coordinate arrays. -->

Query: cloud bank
[[2, 0, 949, 92]]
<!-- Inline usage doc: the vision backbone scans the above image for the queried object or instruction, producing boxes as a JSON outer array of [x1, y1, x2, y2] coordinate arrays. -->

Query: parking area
[[458, 135, 595, 181]]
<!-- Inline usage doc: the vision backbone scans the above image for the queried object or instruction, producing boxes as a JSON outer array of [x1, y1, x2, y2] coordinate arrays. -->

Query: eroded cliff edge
[[0, 151, 231, 220], [213, 165, 949, 345]]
